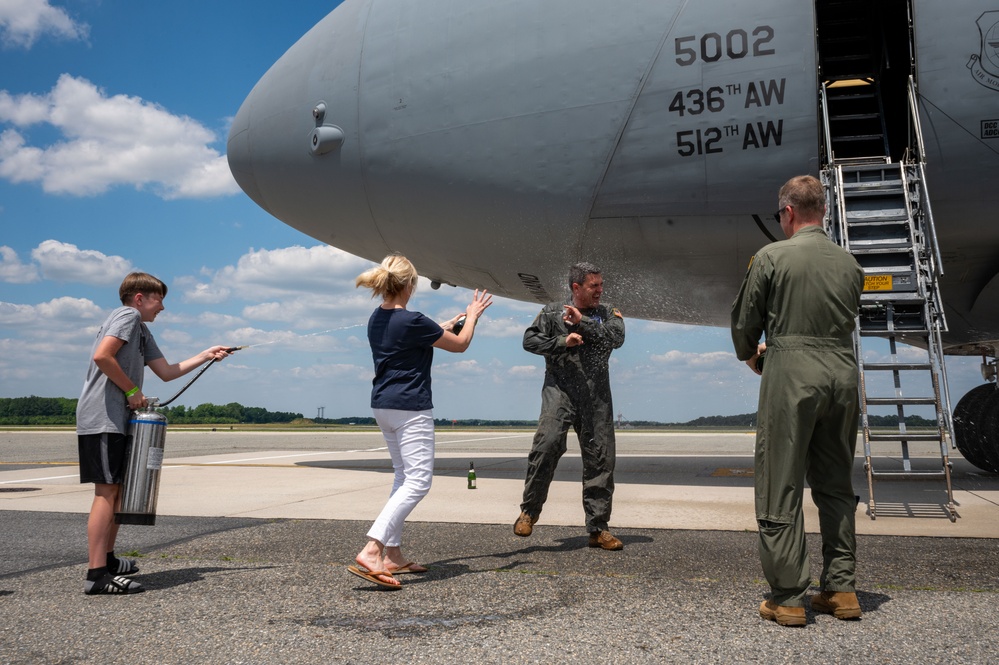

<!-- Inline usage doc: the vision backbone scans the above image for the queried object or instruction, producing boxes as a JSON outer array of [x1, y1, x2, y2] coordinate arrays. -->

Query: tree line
[[0, 396, 303, 426]]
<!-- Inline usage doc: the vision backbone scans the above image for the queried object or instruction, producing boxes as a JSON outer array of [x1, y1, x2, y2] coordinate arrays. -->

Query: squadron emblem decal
[[969, 11, 999, 91]]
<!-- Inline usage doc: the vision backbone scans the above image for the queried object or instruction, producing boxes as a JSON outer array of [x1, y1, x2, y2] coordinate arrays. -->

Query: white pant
[[366, 409, 435, 547]]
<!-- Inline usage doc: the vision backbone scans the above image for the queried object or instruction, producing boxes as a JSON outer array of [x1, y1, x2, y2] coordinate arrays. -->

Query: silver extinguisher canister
[[116, 404, 167, 526]]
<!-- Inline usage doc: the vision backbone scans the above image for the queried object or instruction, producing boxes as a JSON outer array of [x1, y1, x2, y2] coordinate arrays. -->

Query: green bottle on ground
[[467, 462, 477, 489]]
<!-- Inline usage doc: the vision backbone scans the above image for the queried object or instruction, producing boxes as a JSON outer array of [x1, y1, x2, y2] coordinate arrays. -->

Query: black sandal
[[84, 573, 144, 595]]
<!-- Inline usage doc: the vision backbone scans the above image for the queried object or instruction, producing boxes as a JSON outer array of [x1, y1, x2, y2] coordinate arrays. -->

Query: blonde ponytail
[[355, 253, 419, 299]]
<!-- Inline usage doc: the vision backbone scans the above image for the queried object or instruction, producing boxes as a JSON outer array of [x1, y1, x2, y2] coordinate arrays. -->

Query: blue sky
[[0, 1, 985, 422]]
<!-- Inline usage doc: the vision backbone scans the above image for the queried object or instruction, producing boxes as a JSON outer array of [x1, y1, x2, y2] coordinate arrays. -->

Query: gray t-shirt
[[76, 306, 164, 435]]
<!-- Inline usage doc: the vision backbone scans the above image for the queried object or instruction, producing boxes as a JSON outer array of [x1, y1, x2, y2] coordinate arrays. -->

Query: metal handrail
[[820, 82, 834, 165], [906, 77, 944, 276], [907, 75, 926, 163], [918, 161, 944, 276]]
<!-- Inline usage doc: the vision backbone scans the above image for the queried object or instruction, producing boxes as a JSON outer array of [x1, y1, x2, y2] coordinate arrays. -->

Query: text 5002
[[675, 27, 775, 66]]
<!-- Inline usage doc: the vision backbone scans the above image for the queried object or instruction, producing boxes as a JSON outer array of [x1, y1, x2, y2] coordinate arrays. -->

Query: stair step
[[843, 177, 902, 186], [862, 362, 933, 371], [823, 35, 869, 46], [826, 54, 871, 63], [834, 134, 886, 142], [849, 242, 914, 252], [846, 216, 909, 225], [865, 397, 937, 406], [850, 250, 916, 260], [835, 156, 892, 166], [846, 209, 908, 221], [843, 187, 904, 198], [860, 265, 916, 274], [843, 175, 903, 184], [852, 246, 914, 256], [847, 221, 910, 231], [842, 163, 902, 174], [860, 292, 925, 302], [845, 187, 905, 196], [849, 235, 912, 245], [824, 69, 877, 80], [853, 234, 913, 242], [860, 329, 932, 337], [831, 113, 882, 122], [868, 470, 948, 480], [827, 89, 877, 99], [851, 248, 915, 256], [868, 432, 942, 442]]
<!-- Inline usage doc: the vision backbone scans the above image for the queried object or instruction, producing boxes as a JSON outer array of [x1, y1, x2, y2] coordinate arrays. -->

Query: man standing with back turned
[[731, 175, 865, 626], [514, 262, 626, 550]]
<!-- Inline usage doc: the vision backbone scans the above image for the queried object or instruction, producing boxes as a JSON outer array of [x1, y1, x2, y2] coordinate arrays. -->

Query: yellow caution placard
[[864, 274, 893, 291]]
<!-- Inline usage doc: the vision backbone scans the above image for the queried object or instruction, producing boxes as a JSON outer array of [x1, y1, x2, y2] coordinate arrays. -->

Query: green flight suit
[[731, 225, 864, 607], [521, 300, 625, 533]]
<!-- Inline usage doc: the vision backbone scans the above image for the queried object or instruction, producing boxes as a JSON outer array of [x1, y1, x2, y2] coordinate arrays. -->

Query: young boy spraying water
[[76, 272, 232, 594]]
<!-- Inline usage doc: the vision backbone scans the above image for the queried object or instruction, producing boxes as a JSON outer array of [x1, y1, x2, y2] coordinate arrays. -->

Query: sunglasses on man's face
[[773, 206, 788, 224]]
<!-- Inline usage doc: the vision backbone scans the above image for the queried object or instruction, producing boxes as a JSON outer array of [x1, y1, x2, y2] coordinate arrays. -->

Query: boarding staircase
[[818, 1, 957, 521]]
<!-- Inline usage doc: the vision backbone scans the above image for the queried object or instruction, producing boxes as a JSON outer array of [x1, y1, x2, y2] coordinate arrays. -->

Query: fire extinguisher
[[115, 347, 244, 525]]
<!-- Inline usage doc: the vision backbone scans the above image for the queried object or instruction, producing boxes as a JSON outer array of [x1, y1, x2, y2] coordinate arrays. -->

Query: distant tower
[[317, 406, 325, 419]]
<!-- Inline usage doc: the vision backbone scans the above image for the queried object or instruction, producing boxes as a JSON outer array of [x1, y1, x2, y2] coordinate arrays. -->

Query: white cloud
[[31, 239, 133, 285], [434, 358, 491, 382], [634, 320, 694, 334], [285, 362, 370, 381], [0, 129, 43, 181], [0, 245, 39, 283], [158, 327, 194, 347], [0, 88, 47, 123], [177, 277, 232, 305], [220, 245, 374, 296], [0, 295, 103, 326], [178, 245, 379, 328], [240, 296, 372, 326], [222, 327, 348, 354], [0, 0, 88, 49], [196, 311, 245, 329], [0, 74, 239, 198], [650, 349, 734, 367], [477, 315, 529, 338]]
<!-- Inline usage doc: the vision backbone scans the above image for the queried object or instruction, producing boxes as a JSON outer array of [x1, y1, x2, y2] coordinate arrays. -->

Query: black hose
[[157, 347, 243, 407]]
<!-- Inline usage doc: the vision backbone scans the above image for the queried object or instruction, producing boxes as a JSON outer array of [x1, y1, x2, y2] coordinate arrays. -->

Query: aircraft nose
[[226, 101, 266, 213], [224, 5, 380, 256]]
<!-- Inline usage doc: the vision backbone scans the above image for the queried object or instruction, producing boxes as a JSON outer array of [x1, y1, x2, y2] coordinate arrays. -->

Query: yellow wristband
[[125, 386, 139, 398]]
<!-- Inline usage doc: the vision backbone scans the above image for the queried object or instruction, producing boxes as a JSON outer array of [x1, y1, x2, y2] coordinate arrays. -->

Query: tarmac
[[1, 428, 998, 664]]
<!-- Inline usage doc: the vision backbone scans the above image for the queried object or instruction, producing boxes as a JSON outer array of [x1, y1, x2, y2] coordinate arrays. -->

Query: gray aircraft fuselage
[[227, 0, 999, 354]]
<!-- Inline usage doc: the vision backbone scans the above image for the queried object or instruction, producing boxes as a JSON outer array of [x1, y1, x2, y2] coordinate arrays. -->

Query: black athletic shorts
[[78, 433, 132, 484]]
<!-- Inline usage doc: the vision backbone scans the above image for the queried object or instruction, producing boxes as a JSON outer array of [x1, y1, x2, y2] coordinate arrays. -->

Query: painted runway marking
[[202, 448, 388, 464], [1, 474, 78, 484], [437, 434, 527, 444]]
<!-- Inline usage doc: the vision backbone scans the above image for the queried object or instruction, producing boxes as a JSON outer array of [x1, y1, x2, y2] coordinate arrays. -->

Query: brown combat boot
[[810, 591, 862, 619], [759, 600, 806, 627], [587, 530, 623, 550], [513, 511, 537, 537]]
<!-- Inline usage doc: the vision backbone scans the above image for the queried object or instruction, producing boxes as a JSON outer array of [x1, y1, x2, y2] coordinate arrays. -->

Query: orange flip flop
[[347, 565, 402, 589]]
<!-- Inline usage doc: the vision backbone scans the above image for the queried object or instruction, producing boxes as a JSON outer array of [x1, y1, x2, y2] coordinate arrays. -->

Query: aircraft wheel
[[953, 383, 999, 473]]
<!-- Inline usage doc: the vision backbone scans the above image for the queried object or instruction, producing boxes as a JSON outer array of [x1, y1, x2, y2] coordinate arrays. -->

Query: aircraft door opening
[[815, 0, 913, 164]]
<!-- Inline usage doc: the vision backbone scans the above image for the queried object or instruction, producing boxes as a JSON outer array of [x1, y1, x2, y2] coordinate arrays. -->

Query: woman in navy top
[[348, 254, 492, 589]]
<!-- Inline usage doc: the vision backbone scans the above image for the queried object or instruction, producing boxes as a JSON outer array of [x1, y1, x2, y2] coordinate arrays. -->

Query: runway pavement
[[1, 428, 998, 664]]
